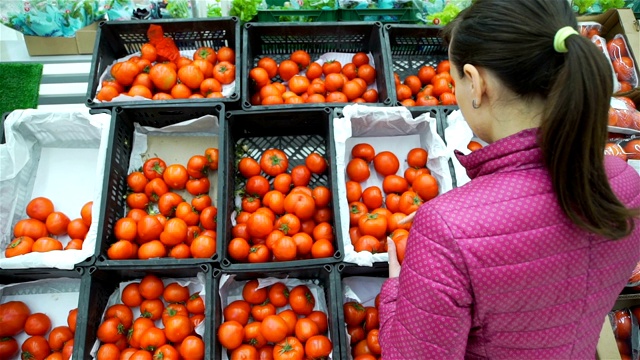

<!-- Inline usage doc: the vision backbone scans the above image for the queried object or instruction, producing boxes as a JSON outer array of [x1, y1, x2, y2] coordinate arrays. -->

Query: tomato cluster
[[95, 274, 206, 360], [0, 300, 77, 360], [97, 44, 236, 102], [108, 149, 219, 260], [218, 280, 332, 360], [343, 295, 381, 360], [249, 51, 380, 105], [346, 144, 439, 260], [229, 149, 336, 263], [394, 59, 457, 107], [5, 197, 93, 258]]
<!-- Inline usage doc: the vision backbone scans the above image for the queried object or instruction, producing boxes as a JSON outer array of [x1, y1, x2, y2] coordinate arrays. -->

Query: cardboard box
[[23, 21, 99, 56], [578, 8, 640, 66]]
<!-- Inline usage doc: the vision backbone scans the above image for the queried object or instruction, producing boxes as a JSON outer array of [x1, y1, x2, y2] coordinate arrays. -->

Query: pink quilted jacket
[[379, 128, 640, 359]]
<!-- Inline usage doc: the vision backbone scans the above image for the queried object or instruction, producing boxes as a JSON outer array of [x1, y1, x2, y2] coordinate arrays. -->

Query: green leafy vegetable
[[166, 0, 191, 18], [426, 3, 460, 25], [599, 0, 625, 11], [230, 0, 262, 22], [573, 0, 597, 13], [207, 4, 223, 17]]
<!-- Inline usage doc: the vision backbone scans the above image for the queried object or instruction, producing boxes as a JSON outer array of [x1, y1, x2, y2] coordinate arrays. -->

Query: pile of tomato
[[228, 148, 336, 263], [248, 51, 380, 105], [346, 144, 439, 261], [107, 148, 219, 260], [343, 295, 382, 360], [394, 59, 457, 107], [5, 197, 93, 258], [0, 300, 77, 359], [218, 280, 333, 359], [96, 45, 236, 102], [94, 274, 206, 360]]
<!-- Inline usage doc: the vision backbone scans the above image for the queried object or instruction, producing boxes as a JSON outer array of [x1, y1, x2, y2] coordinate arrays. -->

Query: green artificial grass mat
[[0, 62, 43, 118]]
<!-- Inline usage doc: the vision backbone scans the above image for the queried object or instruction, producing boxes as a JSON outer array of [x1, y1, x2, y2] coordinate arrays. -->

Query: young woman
[[379, 0, 640, 358]]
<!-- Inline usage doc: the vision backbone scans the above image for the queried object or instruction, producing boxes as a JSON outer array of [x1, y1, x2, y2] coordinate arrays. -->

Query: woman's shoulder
[[605, 156, 640, 208]]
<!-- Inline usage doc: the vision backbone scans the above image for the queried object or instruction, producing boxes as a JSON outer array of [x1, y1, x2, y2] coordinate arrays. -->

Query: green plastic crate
[[339, 4, 418, 22], [258, 0, 338, 22]]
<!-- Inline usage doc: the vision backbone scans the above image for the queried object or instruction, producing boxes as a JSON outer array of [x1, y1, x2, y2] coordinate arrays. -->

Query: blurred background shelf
[[0, 26, 90, 110]]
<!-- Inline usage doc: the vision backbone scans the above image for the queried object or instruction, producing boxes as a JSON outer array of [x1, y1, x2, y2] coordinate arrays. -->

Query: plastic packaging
[[592, 35, 623, 94], [607, 34, 639, 89], [609, 96, 640, 131], [609, 308, 639, 360], [578, 21, 602, 39], [0, 0, 105, 36]]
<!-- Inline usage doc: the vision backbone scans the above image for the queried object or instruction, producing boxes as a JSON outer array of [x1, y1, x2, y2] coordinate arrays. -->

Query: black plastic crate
[[94, 104, 224, 268], [0, 267, 84, 360], [74, 264, 217, 359], [218, 108, 344, 270], [241, 21, 393, 110], [214, 264, 340, 359], [0, 266, 85, 284], [383, 24, 451, 105], [335, 262, 389, 360], [85, 17, 241, 111]]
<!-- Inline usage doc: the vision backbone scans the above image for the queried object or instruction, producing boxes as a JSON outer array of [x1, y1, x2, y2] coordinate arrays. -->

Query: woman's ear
[[463, 64, 485, 106]]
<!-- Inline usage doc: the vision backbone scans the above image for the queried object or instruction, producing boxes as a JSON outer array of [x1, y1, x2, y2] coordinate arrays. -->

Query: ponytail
[[540, 35, 638, 239], [444, 0, 639, 240]]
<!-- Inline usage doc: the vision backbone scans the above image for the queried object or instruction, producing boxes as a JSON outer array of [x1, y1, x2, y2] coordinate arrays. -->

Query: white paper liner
[[93, 49, 236, 103], [0, 277, 81, 358], [89, 273, 208, 358], [444, 109, 475, 188], [0, 109, 111, 269], [218, 274, 332, 360], [128, 114, 220, 211], [341, 275, 386, 360], [334, 104, 453, 266]]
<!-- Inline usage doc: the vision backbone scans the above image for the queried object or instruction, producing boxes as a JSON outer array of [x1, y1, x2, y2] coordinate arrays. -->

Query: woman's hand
[[387, 237, 401, 278]]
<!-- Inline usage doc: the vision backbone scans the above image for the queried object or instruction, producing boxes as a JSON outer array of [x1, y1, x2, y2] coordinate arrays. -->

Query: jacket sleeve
[[379, 204, 474, 359]]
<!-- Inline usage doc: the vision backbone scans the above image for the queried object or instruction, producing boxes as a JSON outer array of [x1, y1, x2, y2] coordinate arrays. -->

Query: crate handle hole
[[323, 264, 332, 273], [89, 266, 98, 275], [230, 93, 239, 100], [74, 267, 84, 276], [242, 101, 252, 109], [337, 263, 346, 272], [213, 268, 222, 277], [158, 110, 185, 116], [199, 264, 211, 273], [222, 258, 231, 267], [86, 98, 94, 105], [98, 255, 107, 262], [333, 250, 342, 259]]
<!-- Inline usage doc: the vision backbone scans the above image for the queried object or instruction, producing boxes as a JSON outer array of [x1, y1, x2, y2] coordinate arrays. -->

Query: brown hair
[[442, 0, 638, 239]]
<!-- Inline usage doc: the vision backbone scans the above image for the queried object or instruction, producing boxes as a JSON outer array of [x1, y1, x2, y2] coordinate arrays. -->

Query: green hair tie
[[554, 26, 579, 53]]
